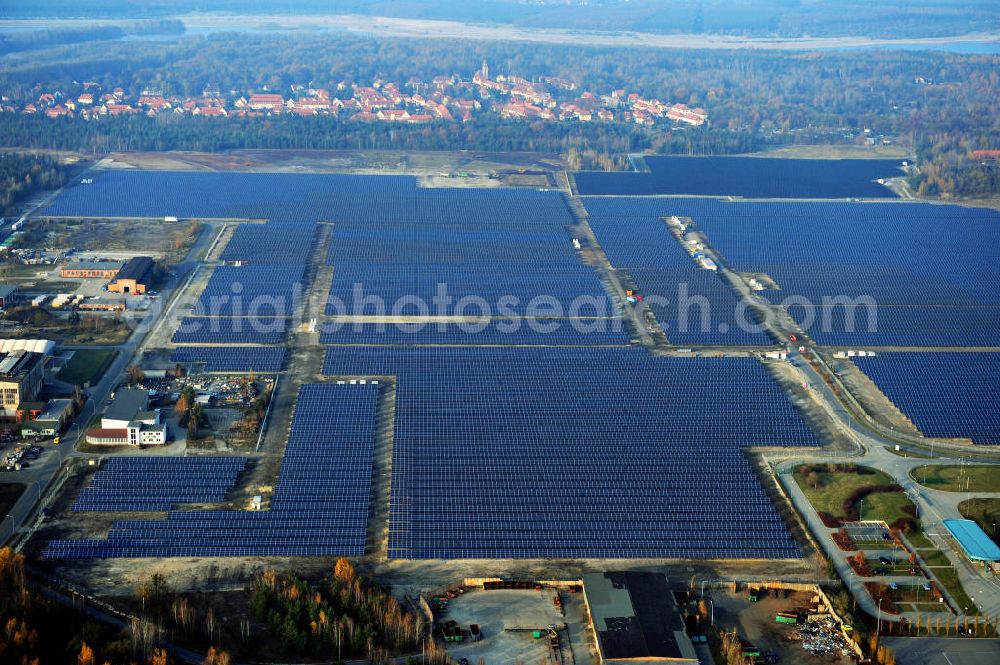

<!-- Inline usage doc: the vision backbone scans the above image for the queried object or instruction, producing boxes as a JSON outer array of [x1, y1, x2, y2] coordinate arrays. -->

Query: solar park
[[582, 197, 1000, 348], [323, 346, 817, 558], [854, 353, 1000, 445], [36, 163, 1000, 562], [574, 156, 903, 198], [44, 383, 378, 558]]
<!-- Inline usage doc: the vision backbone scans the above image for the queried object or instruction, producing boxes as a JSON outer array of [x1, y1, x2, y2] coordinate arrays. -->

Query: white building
[[86, 388, 166, 446]]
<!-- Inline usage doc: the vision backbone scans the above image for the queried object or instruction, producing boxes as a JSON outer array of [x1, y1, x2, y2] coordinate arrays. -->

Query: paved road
[[773, 353, 1000, 621], [883, 636, 1000, 665]]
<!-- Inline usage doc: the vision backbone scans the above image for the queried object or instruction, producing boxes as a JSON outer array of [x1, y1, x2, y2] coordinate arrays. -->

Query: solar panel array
[[575, 157, 901, 198], [583, 198, 1000, 347], [323, 346, 817, 558], [171, 317, 289, 345], [854, 353, 1000, 445], [175, 223, 313, 347], [585, 202, 773, 345], [41, 170, 417, 222], [44, 384, 378, 558], [169, 347, 286, 373], [219, 223, 317, 264], [194, 264, 307, 317], [319, 320, 630, 346], [70, 457, 247, 512], [325, 188, 608, 314]]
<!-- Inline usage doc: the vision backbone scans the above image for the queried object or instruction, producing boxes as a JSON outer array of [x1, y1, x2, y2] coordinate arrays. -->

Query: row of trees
[[0, 152, 69, 217], [174, 385, 205, 436], [233, 380, 272, 437]]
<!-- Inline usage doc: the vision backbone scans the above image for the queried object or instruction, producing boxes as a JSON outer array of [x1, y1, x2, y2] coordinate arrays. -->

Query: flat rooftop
[[105, 388, 149, 423], [944, 519, 1000, 562], [583, 571, 697, 663]]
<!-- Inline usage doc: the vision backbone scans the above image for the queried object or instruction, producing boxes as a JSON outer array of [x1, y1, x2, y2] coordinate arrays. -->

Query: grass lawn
[[859, 492, 914, 523], [906, 530, 935, 549], [920, 550, 952, 567], [866, 557, 917, 575], [959, 498, 1000, 546], [903, 602, 951, 616], [912, 465, 1000, 492], [793, 465, 914, 522], [933, 567, 979, 615], [57, 349, 116, 387], [0, 483, 25, 517], [884, 446, 934, 459]]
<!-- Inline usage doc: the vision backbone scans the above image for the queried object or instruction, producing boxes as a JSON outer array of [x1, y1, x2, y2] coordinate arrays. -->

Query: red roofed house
[[290, 97, 331, 112], [138, 96, 170, 111], [77, 93, 94, 105], [666, 103, 708, 126], [105, 103, 136, 116], [193, 106, 228, 117], [377, 109, 410, 122], [45, 105, 71, 118], [971, 150, 1000, 161], [248, 93, 285, 112]]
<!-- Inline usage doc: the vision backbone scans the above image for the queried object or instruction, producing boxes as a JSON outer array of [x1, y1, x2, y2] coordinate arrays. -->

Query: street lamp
[[859, 498, 864, 521], [876, 597, 884, 645]]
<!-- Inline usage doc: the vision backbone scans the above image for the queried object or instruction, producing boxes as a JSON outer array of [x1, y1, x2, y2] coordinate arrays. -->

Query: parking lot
[[438, 588, 595, 665], [884, 636, 1000, 665], [844, 521, 892, 543]]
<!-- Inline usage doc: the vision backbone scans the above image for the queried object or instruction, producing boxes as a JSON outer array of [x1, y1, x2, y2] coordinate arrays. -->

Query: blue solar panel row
[[182, 222, 312, 347], [194, 264, 307, 317], [582, 198, 1000, 347], [322, 346, 816, 558], [219, 223, 318, 264], [169, 347, 286, 373], [326, 265, 609, 315], [44, 384, 378, 558], [171, 317, 288, 345], [42, 170, 417, 222], [71, 457, 247, 512], [574, 157, 901, 198], [326, 188, 576, 227], [323, 188, 608, 314], [319, 320, 630, 346], [854, 353, 1000, 445]]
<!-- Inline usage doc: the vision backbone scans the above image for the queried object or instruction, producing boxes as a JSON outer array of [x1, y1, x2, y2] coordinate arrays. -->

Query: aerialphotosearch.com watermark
[[146, 281, 882, 339]]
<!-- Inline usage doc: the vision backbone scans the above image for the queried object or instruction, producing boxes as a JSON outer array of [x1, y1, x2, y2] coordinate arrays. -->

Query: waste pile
[[792, 618, 854, 658]]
